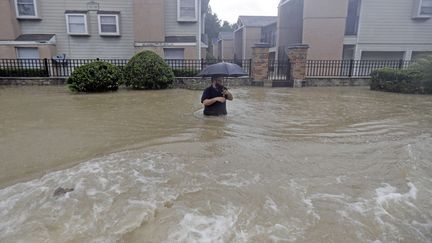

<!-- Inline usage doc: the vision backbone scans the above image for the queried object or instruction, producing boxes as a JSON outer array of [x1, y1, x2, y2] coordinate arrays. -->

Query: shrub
[[410, 55, 432, 93], [123, 51, 174, 90], [370, 68, 424, 94], [172, 68, 199, 77], [0, 68, 48, 77], [67, 61, 121, 92]]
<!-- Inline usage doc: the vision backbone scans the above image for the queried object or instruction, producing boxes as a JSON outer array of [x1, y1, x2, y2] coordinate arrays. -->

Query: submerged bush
[[67, 61, 121, 92], [123, 51, 174, 90], [0, 68, 48, 77], [172, 68, 199, 77], [370, 68, 423, 94], [410, 55, 432, 93], [371, 55, 432, 94]]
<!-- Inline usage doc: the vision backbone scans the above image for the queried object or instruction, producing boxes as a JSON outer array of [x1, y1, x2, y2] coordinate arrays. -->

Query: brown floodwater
[[0, 86, 431, 242]]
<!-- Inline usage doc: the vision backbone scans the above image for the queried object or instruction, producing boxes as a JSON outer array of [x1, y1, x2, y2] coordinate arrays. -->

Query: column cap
[[253, 43, 271, 48], [286, 44, 309, 50]]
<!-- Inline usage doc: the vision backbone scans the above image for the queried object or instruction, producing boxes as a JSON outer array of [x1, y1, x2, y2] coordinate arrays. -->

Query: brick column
[[286, 44, 309, 88], [251, 44, 270, 85]]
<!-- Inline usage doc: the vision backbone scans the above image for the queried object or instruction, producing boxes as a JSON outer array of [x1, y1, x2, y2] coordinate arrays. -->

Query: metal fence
[[0, 58, 252, 78], [268, 59, 291, 80], [306, 59, 414, 77], [165, 59, 252, 76]]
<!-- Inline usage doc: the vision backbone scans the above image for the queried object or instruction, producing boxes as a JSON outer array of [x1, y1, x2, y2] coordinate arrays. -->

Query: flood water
[[0, 86, 431, 242]]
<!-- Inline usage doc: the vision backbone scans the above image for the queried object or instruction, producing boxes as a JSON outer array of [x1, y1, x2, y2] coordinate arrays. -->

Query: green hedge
[[0, 68, 48, 77], [172, 68, 199, 77], [123, 51, 174, 90], [410, 55, 432, 93], [371, 56, 432, 94], [67, 61, 121, 92], [370, 68, 425, 94]]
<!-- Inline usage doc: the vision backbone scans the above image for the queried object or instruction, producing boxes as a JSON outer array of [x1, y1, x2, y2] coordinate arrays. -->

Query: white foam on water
[[215, 172, 261, 188], [264, 196, 279, 212], [338, 181, 431, 242], [375, 182, 417, 207], [165, 204, 240, 243], [0, 151, 186, 243]]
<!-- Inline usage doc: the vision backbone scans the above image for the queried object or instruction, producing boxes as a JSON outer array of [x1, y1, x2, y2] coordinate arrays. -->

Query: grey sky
[[209, 0, 280, 24]]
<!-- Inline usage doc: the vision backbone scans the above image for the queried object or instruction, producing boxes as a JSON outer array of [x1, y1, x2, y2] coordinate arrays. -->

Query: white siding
[[164, 0, 198, 37], [358, 0, 432, 44], [19, 0, 135, 58]]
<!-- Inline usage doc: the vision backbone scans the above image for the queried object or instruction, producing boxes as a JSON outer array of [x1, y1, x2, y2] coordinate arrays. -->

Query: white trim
[[15, 0, 38, 19], [0, 36, 56, 45], [134, 42, 197, 47], [177, 0, 198, 22], [404, 50, 413, 61], [420, 0, 432, 17], [279, 0, 291, 8], [412, 0, 432, 18], [221, 40, 224, 59], [243, 28, 247, 59], [98, 14, 120, 36], [197, 0, 201, 58], [65, 13, 89, 35]]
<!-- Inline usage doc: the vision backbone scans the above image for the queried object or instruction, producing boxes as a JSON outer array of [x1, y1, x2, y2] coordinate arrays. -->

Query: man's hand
[[216, 97, 226, 103], [222, 90, 234, 101], [202, 97, 226, 106]]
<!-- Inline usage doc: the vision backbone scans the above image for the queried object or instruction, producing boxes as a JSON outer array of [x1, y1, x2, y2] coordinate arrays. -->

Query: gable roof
[[238, 16, 277, 27]]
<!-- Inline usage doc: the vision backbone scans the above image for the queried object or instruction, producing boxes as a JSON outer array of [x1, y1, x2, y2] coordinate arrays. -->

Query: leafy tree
[[221, 21, 237, 32], [205, 7, 221, 40]]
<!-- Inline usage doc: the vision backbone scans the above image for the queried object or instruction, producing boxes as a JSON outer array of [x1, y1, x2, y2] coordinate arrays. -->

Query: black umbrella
[[196, 62, 248, 77]]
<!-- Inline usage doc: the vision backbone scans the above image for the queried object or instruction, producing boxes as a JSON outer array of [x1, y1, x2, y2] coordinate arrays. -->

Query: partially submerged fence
[[306, 60, 413, 77], [0, 58, 252, 78]]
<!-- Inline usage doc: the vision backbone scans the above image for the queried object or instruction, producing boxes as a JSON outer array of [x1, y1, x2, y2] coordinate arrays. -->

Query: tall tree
[[205, 7, 221, 40], [221, 21, 234, 32]]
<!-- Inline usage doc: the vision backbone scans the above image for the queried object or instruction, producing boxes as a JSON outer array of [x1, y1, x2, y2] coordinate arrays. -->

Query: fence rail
[[0, 58, 252, 78], [306, 59, 414, 77]]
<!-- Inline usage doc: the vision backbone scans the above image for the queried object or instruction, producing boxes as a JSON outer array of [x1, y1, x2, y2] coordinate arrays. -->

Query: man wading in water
[[201, 76, 233, 116]]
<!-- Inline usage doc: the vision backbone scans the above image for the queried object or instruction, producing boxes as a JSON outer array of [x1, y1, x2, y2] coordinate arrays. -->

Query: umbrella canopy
[[196, 62, 248, 77]]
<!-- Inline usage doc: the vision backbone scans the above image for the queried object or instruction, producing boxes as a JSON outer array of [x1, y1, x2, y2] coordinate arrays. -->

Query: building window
[[164, 48, 185, 59], [421, 0, 432, 14], [65, 14, 88, 35], [177, 0, 198, 22], [345, 0, 361, 35], [15, 0, 38, 18], [98, 14, 120, 36]]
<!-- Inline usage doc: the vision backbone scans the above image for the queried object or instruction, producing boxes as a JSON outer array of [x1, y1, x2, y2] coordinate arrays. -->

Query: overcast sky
[[209, 0, 280, 24]]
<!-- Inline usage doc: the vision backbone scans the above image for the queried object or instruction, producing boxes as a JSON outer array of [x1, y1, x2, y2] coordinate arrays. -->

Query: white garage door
[[17, 47, 40, 59], [164, 48, 185, 60]]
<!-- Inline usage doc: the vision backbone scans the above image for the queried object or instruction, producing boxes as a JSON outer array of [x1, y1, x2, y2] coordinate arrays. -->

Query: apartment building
[[234, 16, 277, 59], [261, 22, 277, 60], [217, 31, 234, 59], [277, 0, 432, 60], [0, 0, 208, 59]]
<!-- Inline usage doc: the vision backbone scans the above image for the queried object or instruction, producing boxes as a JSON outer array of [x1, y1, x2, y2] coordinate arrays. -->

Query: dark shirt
[[201, 85, 227, 116]]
